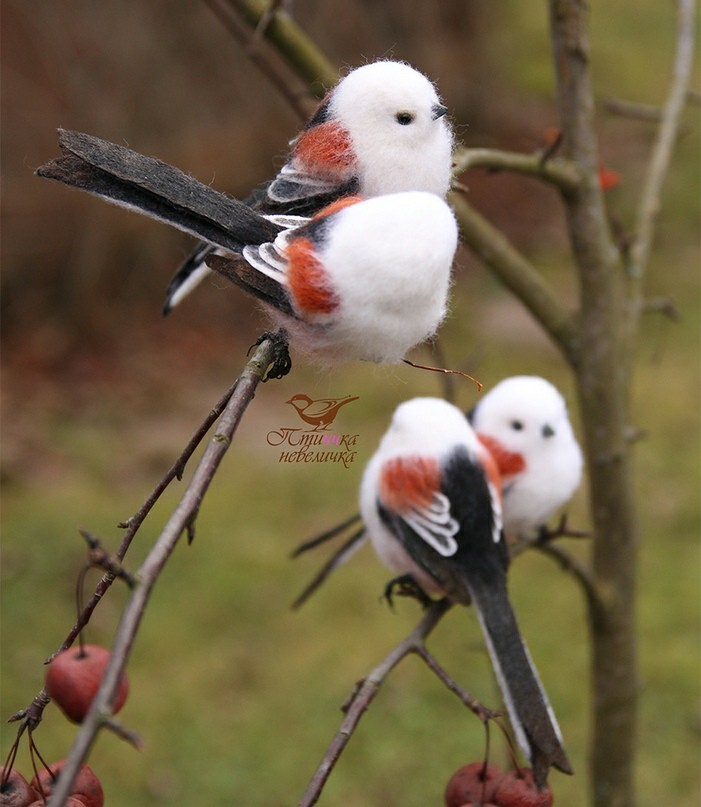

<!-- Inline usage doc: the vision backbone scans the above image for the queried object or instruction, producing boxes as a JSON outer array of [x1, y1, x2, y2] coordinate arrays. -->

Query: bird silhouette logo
[[286, 394, 359, 431]]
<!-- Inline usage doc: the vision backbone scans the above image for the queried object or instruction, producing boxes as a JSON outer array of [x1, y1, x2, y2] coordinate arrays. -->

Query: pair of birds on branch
[[38, 59, 583, 788]]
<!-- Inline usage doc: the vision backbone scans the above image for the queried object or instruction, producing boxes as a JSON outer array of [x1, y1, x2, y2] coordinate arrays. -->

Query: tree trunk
[[548, 2, 640, 804]]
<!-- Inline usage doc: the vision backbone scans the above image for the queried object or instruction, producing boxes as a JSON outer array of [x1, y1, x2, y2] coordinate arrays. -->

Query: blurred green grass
[[1, 1, 699, 805]]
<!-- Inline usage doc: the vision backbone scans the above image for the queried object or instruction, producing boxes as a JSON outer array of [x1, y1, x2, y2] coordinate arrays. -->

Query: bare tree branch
[[449, 191, 580, 365], [547, 2, 644, 805], [41, 376, 242, 667], [453, 146, 583, 194], [298, 599, 500, 807], [223, 0, 338, 92], [45, 335, 281, 807], [629, 0, 697, 282], [203, 0, 318, 120]]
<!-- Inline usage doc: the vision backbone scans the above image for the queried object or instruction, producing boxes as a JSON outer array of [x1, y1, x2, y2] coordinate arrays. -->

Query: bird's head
[[329, 60, 453, 198]]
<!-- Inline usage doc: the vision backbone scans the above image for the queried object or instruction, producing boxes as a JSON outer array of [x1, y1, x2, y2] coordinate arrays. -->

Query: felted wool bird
[[286, 394, 359, 431], [360, 397, 572, 789], [290, 378, 583, 605], [468, 376, 583, 538], [205, 191, 458, 365], [163, 59, 453, 313]]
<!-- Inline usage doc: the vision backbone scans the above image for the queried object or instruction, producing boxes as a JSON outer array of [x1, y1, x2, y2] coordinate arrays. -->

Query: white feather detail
[[263, 214, 310, 230], [241, 243, 289, 284], [487, 480, 503, 543], [402, 492, 459, 557]]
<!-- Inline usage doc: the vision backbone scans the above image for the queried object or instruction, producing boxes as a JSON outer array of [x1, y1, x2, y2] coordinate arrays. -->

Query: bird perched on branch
[[469, 376, 583, 539], [162, 59, 453, 313], [290, 378, 583, 605], [360, 397, 572, 788], [206, 191, 458, 365]]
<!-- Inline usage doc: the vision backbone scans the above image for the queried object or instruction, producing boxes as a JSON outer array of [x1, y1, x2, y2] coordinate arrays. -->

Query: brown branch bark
[[224, 0, 338, 93], [449, 191, 580, 365], [203, 0, 318, 119], [628, 0, 697, 284], [45, 335, 280, 807], [452, 146, 583, 194], [548, 2, 638, 805], [298, 599, 498, 807]]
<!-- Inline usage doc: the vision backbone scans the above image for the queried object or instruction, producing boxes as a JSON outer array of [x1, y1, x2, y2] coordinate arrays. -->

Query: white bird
[[360, 397, 572, 788], [469, 376, 583, 537], [206, 191, 458, 365], [163, 59, 453, 313]]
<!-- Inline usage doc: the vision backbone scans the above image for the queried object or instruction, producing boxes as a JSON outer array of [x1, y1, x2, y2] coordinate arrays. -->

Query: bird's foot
[[383, 574, 433, 611], [250, 329, 292, 381]]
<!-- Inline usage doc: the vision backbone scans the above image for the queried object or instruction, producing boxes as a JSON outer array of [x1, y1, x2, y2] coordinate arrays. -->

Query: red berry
[[26, 799, 86, 807], [45, 644, 129, 723], [30, 760, 104, 807], [0, 765, 34, 807], [492, 767, 553, 807], [445, 761, 504, 807]]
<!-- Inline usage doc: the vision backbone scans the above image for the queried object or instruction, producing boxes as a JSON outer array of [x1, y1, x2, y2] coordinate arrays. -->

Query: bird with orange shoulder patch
[[360, 397, 573, 789], [206, 191, 458, 366], [163, 59, 453, 313], [469, 376, 583, 540]]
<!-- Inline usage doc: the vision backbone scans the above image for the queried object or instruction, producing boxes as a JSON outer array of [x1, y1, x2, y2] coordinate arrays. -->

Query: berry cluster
[[1, 761, 102, 807], [445, 761, 554, 807], [1, 644, 128, 805]]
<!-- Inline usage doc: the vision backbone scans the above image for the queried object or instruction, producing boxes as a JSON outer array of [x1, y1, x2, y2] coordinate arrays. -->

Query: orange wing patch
[[312, 195, 364, 221], [292, 122, 356, 179], [285, 237, 340, 316], [477, 433, 526, 480], [379, 455, 441, 514]]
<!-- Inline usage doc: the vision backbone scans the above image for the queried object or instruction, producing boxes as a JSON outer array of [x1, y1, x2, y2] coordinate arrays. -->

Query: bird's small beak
[[431, 104, 448, 120], [542, 424, 555, 438]]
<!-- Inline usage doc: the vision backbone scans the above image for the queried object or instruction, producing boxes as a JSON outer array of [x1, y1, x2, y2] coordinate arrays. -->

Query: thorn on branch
[[104, 718, 143, 750]]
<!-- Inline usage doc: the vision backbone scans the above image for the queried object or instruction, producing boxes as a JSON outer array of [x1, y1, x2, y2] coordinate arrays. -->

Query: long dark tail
[[469, 580, 572, 788], [36, 129, 281, 256]]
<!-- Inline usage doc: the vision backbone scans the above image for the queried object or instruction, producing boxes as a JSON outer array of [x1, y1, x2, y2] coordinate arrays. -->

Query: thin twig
[[299, 599, 455, 807], [629, 0, 697, 281], [452, 146, 583, 194], [512, 532, 603, 618], [223, 0, 338, 92], [203, 0, 316, 120], [45, 335, 280, 807], [39, 377, 241, 668], [413, 644, 500, 722]]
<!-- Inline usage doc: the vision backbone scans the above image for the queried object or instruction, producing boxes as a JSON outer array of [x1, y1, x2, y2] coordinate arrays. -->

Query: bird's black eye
[[510, 420, 524, 431], [395, 111, 415, 125]]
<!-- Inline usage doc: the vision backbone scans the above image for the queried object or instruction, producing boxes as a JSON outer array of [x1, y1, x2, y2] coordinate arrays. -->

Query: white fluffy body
[[470, 376, 583, 535], [360, 398, 485, 594], [164, 60, 454, 312], [329, 60, 454, 198], [275, 191, 458, 364]]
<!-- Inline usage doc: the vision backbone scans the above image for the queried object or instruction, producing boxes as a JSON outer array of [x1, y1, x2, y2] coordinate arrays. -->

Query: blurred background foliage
[[1, 1, 699, 805]]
